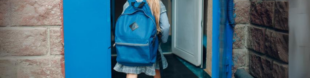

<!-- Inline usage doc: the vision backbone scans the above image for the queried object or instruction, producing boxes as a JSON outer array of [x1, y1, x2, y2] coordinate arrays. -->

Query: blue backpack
[[114, 0, 159, 66]]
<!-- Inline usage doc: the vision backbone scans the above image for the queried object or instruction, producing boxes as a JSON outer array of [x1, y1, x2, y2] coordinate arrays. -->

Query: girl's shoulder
[[159, 1, 167, 13]]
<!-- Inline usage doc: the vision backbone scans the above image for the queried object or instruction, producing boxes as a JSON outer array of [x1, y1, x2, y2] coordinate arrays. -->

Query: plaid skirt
[[113, 46, 168, 76]]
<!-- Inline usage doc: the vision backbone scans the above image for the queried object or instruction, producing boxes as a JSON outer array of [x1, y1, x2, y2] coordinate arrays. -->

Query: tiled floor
[[111, 54, 199, 78]]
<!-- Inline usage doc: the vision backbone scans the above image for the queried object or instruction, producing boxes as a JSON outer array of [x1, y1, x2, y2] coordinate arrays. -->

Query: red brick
[[250, 53, 271, 78], [249, 54, 263, 78], [61, 56, 65, 77], [261, 56, 273, 78], [0, 59, 17, 78], [250, 1, 274, 26], [265, 30, 288, 63], [274, 1, 288, 31], [0, 0, 10, 26], [249, 53, 263, 78], [60, 1, 64, 76], [250, 52, 280, 78], [247, 26, 266, 53], [60, 0, 64, 55], [232, 49, 249, 77], [272, 62, 288, 78], [50, 27, 64, 55], [234, 1, 250, 24], [233, 24, 247, 49], [0, 28, 48, 56], [60, 0, 63, 25], [233, 49, 249, 69], [10, 0, 61, 26], [17, 56, 64, 78]]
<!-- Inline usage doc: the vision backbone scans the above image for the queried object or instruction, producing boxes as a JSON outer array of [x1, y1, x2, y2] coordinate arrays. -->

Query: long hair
[[147, 0, 161, 33]]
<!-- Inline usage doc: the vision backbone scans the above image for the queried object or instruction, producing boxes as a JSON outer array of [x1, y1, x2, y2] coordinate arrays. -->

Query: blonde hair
[[147, 0, 161, 33]]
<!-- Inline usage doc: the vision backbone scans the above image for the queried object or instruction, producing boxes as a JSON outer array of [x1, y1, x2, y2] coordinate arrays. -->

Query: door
[[289, 0, 310, 77], [63, 0, 111, 78], [172, 0, 203, 66]]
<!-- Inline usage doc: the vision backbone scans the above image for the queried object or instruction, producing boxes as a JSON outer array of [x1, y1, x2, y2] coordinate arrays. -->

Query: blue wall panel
[[63, 0, 111, 78]]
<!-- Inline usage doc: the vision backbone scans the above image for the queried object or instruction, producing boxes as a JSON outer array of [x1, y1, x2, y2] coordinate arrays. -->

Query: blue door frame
[[63, 0, 233, 77], [63, 0, 111, 78], [212, 0, 234, 78]]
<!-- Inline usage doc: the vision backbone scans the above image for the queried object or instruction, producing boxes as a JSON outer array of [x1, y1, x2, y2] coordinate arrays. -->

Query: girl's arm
[[159, 12, 170, 43]]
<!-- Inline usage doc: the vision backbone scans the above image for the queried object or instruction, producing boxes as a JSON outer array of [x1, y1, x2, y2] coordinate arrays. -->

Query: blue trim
[[227, 0, 235, 27], [212, 0, 234, 77], [226, 0, 235, 78], [212, 0, 221, 78], [225, 21, 234, 78]]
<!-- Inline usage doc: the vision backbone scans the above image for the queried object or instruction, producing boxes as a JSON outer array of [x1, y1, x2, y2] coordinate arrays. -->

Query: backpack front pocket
[[115, 42, 155, 66]]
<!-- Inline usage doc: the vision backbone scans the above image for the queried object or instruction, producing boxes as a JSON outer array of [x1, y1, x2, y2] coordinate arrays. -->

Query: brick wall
[[0, 0, 64, 78], [233, 0, 288, 78]]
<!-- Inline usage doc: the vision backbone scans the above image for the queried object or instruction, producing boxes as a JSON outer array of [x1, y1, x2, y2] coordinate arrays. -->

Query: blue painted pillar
[[212, 0, 221, 77], [212, 0, 234, 78], [63, 0, 111, 78]]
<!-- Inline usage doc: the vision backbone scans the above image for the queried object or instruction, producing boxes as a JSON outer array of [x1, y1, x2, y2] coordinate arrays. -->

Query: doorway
[[110, 0, 209, 78], [63, 0, 233, 77]]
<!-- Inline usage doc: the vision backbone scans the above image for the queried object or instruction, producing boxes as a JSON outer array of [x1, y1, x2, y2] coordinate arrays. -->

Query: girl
[[113, 0, 171, 78]]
